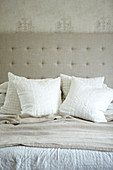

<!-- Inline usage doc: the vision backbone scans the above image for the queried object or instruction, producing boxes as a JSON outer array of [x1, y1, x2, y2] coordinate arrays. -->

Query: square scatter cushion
[[0, 93, 6, 104], [0, 72, 61, 115], [0, 82, 8, 93], [59, 77, 113, 122], [0, 73, 21, 114], [14, 77, 61, 116], [60, 74, 104, 99]]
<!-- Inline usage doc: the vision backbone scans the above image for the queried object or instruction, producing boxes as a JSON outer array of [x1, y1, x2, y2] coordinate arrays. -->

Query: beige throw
[[0, 114, 113, 152]]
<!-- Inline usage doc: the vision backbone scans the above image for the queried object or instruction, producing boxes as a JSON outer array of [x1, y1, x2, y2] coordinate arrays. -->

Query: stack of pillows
[[0, 72, 113, 123]]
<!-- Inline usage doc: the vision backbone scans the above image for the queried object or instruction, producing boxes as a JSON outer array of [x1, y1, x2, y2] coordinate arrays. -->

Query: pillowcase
[[59, 77, 113, 122], [105, 103, 113, 121], [106, 103, 113, 111], [0, 82, 8, 93], [0, 73, 22, 114], [60, 74, 104, 99], [0, 93, 6, 104], [0, 72, 61, 115], [14, 77, 61, 116]]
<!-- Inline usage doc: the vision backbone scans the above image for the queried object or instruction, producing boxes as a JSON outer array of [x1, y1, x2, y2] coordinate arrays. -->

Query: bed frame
[[0, 33, 113, 170], [0, 33, 113, 88]]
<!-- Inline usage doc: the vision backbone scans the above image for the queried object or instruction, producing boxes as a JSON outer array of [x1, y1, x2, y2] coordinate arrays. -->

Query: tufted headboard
[[0, 33, 113, 87]]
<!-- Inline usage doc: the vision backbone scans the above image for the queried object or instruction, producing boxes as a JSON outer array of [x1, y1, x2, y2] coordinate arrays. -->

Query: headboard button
[[86, 62, 89, 65], [57, 61, 60, 64], [102, 62, 105, 65], [26, 61, 29, 65], [71, 47, 75, 51], [42, 61, 45, 65], [56, 47, 61, 50], [42, 47, 45, 51], [86, 47, 90, 50], [27, 47, 30, 50], [71, 62, 75, 66], [41, 77, 44, 79], [101, 47, 105, 51], [12, 47, 15, 50], [11, 61, 15, 65]]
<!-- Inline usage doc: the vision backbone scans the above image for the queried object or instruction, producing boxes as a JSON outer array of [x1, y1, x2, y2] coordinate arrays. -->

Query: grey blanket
[[0, 114, 113, 152]]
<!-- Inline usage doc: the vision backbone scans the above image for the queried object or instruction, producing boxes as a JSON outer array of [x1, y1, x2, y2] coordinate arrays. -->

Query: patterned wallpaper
[[0, 0, 113, 33]]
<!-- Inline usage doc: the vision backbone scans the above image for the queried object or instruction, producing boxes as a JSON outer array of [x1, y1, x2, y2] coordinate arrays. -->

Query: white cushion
[[1, 72, 61, 115], [60, 74, 104, 99], [0, 73, 22, 114], [0, 93, 6, 104], [106, 103, 113, 111], [59, 77, 113, 122], [14, 77, 61, 116], [0, 82, 8, 93]]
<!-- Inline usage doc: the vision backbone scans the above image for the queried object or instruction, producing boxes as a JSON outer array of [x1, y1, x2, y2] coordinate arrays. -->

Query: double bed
[[0, 33, 113, 170]]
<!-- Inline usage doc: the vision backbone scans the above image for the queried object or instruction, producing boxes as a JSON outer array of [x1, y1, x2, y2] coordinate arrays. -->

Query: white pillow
[[0, 73, 22, 114], [14, 77, 61, 116], [0, 82, 8, 93], [1, 72, 61, 115], [60, 74, 104, 99], [106, 103, 113, 111], [59, 77, 113, 122], [0, 93, 6, 104]]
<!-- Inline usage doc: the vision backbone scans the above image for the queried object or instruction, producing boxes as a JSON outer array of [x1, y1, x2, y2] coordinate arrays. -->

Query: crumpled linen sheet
[[0, 112, 113, 124]]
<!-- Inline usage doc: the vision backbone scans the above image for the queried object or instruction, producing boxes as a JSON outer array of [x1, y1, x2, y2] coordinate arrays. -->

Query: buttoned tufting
[[56, 47, 61, 50], [57, 61, 60, 64], [86, 62, 89, 65], [26, 47, 30, 50], [86, 47, 90, 50], [42, 47, 45, 51], [71, 47, 76, 51], [11, 47, 15, 50], [101, 47, 105, 51], [11, 61, 15, 65], [71, 62, 75, 66], [42, 61, 45, 65], [0, 33, 113, 88]]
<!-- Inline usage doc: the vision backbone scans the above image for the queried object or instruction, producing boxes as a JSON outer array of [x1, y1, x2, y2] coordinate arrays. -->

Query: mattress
[[0, 146, 113, 170]]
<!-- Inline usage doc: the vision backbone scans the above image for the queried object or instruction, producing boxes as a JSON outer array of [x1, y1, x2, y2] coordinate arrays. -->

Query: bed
[[0, 33, 113, 170]]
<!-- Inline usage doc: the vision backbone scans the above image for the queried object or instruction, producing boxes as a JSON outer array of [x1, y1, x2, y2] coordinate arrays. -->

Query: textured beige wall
[[0, 0, 113, 33]]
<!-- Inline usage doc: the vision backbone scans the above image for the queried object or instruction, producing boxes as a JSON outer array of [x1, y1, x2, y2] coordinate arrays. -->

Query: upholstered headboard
[[0, 33, 113, 87]]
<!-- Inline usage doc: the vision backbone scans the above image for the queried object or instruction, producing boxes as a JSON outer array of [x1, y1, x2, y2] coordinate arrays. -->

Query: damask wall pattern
[[0, 0, 113, 33]]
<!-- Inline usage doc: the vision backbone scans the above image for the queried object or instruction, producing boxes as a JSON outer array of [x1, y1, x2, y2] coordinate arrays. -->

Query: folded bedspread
[[0, 114, 113, 152]]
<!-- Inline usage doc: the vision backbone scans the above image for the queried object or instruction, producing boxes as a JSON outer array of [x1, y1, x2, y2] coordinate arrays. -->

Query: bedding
[[0, 73, 21, 114], [60, 77, 113, 122], [0, 114, 113, 151], [60, 74, 105, 99], [0, 93, 6, 106], [0, 82, 8, 93], [0, 146, 113, 170], [106, 102, 113, 110], [0, 73, 61, 115], [13, 76, 61, 116]]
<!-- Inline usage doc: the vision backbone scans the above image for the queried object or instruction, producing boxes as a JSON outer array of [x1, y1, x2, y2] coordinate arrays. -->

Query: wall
[[0, 0, 113, 33]]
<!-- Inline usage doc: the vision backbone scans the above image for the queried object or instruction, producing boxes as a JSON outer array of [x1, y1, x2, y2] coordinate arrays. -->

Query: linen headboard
[[0, 33, 113, 87]]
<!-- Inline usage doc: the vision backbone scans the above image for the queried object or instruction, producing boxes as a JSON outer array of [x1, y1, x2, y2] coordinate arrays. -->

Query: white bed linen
[[0, 146, 113, 170]]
